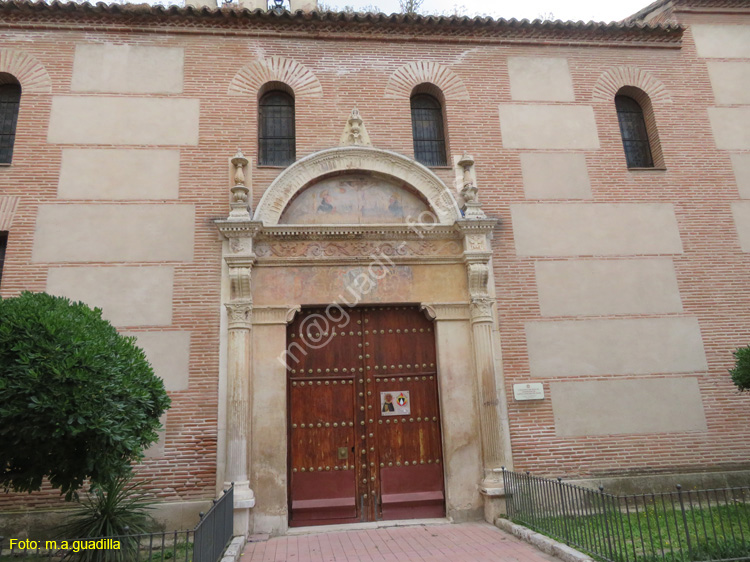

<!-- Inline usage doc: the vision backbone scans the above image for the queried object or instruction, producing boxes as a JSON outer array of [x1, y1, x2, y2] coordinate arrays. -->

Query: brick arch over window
[[0, 49, 51, 94], [228, 57, 323, 98], [592, 66, 671, 104], [385, 61, 469, 101]]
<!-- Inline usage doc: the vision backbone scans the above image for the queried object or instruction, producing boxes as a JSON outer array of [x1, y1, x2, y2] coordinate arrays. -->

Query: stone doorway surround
[[215, 139, 512, 537]]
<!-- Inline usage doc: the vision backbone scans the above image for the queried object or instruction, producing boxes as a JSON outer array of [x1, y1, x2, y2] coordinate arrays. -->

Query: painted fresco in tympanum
[[279, 173, 431, 224]]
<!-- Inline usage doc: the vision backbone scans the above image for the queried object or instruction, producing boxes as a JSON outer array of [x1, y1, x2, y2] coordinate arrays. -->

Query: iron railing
[[0, 484, 234, 562], [502, 469, 750, 562]]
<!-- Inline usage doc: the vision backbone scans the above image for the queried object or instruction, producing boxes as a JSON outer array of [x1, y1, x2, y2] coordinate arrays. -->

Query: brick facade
[[0, 0, 749, 529]]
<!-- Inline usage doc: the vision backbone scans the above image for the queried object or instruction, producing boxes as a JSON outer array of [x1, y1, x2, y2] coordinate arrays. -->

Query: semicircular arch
[[228, 56, 323, 98], [0, 49, 52, 94], [384, 61, 469, 101], [592, 66, 672, 104], [254, 146, 462, 226]]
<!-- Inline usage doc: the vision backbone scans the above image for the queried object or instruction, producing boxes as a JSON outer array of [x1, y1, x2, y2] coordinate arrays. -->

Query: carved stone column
[[223, 257, 256, 536], [216, 150, 262, 536]]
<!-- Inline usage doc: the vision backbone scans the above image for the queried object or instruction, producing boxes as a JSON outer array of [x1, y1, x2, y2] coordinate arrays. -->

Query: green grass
[[514, 502, 750, 562]]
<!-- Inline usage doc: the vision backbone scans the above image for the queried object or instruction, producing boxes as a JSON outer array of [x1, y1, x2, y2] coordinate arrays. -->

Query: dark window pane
[[615, 94, 654, 168], [0, 231, 7, 287], [411, 94, 447, 166], [259, 90, 295, 166], [0, 83, 21, 164]]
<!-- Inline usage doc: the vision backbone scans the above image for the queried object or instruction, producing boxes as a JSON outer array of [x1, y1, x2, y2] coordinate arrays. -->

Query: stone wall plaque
[[513, 383, 545, 401]]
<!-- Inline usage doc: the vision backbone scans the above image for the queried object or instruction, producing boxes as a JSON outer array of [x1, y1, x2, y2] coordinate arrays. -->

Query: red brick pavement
[[242, 522, 562, 562]]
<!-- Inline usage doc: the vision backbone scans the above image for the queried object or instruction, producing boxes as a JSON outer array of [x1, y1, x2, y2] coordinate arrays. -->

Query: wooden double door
[[287, 305, 445, 526]]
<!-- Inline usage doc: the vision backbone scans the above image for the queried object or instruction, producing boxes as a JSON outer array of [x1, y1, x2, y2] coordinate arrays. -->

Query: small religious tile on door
[[381, 390, 410, 416]]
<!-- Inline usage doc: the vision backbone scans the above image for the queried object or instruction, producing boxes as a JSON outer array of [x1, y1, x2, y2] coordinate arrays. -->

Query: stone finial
[[229, 148, 251, 221], [457, 152, 485, 219], [340, 107, 372, 147]]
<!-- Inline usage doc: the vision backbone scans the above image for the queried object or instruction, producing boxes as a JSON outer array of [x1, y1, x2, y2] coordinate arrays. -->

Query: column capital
[[470, 296, 496, 323], [226, 300, 253, 330]]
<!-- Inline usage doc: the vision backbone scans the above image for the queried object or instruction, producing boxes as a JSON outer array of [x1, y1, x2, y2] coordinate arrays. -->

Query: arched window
[[0, 78, 21, 165], [258, 89, 295, 166], [411, 93, 447, 167], [615, 94, 654, 169]]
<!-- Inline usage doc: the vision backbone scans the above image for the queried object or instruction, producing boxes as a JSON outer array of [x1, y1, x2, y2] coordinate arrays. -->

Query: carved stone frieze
[[254, 240, 462, 259], [466, 234, 487, 252], [226, 300, 253, 330]]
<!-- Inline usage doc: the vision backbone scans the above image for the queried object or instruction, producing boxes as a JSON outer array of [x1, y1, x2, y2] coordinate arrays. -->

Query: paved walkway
[[242, 521, 561, 562]]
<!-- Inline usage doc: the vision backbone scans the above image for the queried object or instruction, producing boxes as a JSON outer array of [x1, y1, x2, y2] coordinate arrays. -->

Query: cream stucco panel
[[692, 24, 750, 59], [706, 62, 750, 106], [122, 331, 191, 392], [32, 204, 195, 263], [498, 105, 600, 150], [731, 201, 750, 251], [511, 203, 683, 256], [71, 44, 184, 94], [507, 58, 575, 102], [731, 154, 750, 199], [520, 153, 592, 199], [48, 97, 200, 146], [535, 259, 683, 317], [525, 317, 708, 377], [708, 108, 750, 150], [551, 379, 708, 437], [58, 149, 180, 200], [47, 266, 174, 327]]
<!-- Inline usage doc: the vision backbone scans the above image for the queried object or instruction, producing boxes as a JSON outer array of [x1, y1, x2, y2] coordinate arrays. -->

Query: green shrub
[[730, 345, 750, 391], [0, 292, 170, 499], [58, 475, 156, 562]]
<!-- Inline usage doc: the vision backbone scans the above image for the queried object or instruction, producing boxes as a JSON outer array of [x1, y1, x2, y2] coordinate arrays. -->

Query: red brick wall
[[0, 5, 748, 512]]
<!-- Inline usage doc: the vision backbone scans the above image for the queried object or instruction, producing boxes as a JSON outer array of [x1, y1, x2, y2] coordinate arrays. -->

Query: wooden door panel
[[288, 305, 444, 526]]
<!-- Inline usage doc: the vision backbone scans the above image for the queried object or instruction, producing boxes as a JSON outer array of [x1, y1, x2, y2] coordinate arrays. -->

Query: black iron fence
[[502, 469, 750, 562], [0, 484, 234, 562]]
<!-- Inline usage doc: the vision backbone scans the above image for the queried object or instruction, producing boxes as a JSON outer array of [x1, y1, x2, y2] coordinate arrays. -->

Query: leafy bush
[[0, 292, 170, 499], [58, 476, 156, 562], [730, 345, 750, 391]]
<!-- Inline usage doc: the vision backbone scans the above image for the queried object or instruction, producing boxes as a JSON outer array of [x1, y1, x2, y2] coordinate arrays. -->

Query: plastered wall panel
[[507, 57, 575, 102], [498, 105, 600, 149], [731, 201, 750, 251], [525, 317, 708, 377], [48, 97, 200, 146], [706, 62, 750, 105], [511, 203, 683, 256], [731, 154, 750, 199], [122, 331, 191, 392], [535, 259, 683, 317], [693, 24, 750, 58], [47, 266, 174, 327], [71, 45, 184, 94], [551, 379, 707, 437], [58, 149, 180, 200], [32, 204, 195, 263], [708, 108, 750, 150], [520, 153, 592, 199]]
